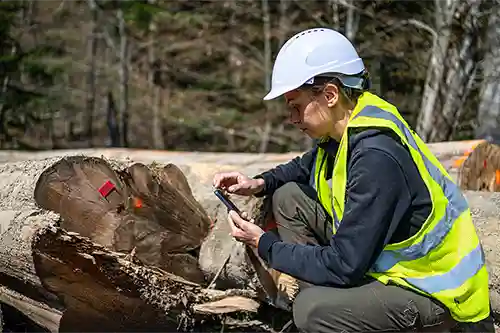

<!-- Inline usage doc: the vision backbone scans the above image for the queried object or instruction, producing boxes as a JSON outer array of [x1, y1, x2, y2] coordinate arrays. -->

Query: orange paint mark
[[453, 157, 468, 168], [133, 197, 143, 209], [496, 170, 500, 186], [452, 140, 487, 168]]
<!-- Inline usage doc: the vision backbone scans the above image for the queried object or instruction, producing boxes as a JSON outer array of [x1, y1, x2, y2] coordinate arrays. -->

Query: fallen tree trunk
[[32, 226, 269, 332], [0, 157, 288, 332], [0, 285, 61, 332]]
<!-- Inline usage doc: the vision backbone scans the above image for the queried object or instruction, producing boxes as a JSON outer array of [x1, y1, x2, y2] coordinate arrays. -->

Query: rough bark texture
[[0, 156, 289, 332], [34, 225, 282, 332], [33, 156, 211, 284]]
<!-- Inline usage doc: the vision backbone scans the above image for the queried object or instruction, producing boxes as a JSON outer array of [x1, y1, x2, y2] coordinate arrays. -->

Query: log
[[0, 156, 289, 332], [0, 285, 61, 332], [1, 151, 499, 331], [33, 156, 212, 284], [458, 141, 500, 192]]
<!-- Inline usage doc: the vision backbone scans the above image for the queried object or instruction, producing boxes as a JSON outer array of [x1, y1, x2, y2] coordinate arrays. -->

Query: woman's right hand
[[212, 171, 265, 196]]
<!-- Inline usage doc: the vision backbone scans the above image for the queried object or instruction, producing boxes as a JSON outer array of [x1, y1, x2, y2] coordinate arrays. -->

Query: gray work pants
[[270, 182, 494, 333]]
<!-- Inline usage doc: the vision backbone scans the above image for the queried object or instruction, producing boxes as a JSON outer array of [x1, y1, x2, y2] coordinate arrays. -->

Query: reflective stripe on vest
[[354, 106, 485, 293], [313, 93, 490, 323], [356, 107, 474, 268]]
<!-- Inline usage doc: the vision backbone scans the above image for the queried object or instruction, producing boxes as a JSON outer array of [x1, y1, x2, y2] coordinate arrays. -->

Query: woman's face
[[284, 86, 340, 139]]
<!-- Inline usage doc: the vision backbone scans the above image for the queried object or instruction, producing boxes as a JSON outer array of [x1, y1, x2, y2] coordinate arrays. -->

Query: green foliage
[[125, 1, 164, 29], [2, 0, 493, 151]]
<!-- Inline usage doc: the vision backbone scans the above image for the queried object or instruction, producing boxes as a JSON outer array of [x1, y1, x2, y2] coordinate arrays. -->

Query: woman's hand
[[227, 210, 265, 248], [213, 171, 265, 196]]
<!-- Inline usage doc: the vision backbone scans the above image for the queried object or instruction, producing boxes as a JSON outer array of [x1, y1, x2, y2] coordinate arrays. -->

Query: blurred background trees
[[1, 0, 499, 152]]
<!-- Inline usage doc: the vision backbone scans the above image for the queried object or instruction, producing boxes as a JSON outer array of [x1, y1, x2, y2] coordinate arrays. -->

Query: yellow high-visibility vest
[[312, 92, 490, 322]]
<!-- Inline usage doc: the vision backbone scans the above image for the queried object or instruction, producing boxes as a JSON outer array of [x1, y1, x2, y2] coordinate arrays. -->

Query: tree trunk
[[417, 0, 489, 142], [117, 8, 129, 148], [106, 90, 120, 147], [344, 0, 359, 42], [85, 0, 98, 146], [328, 0, 340, 31], [475, 4, 500, 141], [259, 0, 272, 154], [429, 0, 486, 142], [148, 0, 164, 150], [0, 156, 291, 332], [227, 0, 242, 88], [416, 0, 456, 141]]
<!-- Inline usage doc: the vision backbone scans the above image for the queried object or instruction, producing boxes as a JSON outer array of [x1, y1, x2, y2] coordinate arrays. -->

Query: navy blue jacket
[[254, 129, 432, 287]]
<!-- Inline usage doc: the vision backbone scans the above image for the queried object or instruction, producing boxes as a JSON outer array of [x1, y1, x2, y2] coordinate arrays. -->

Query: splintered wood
[[0, 156, 292, 332]]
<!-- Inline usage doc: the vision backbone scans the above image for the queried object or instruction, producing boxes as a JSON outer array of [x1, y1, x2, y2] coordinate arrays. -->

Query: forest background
[[2, 0, 500, 153]]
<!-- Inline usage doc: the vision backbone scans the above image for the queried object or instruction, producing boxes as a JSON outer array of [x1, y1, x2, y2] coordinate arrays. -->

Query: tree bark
[[475, 4, 500, 140], [0, 157, 288, 332], [117, 7, 129, 148], [417, 0, 489, 142], [416, 0, 456, 141], [147, 0, 164, 150], [85, 0, 98, 146], [344, 0, 359, 42], [259, 0, 272, 154]]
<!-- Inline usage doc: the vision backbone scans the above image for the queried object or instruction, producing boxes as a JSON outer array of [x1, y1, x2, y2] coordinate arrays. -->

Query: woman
[[212, 28, 492, 333]]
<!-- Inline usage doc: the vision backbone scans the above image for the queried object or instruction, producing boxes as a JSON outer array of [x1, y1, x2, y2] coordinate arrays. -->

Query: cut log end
[[0, 155, 293, 332], [33, 155, 212, 285], [458, 141, 500, 192]]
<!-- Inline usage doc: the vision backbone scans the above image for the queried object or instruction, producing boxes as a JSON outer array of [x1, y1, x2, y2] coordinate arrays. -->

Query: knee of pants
[[272, 182, 301, 218], [292, 287, 337, 333]]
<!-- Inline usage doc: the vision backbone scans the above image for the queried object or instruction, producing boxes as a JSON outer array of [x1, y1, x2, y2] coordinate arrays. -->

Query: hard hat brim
[[263, 85, 298, 101]]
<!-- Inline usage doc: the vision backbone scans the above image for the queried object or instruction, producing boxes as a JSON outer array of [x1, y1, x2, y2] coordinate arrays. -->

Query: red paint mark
[[98, 180, 116, 198], [263, 220, 278, 232]]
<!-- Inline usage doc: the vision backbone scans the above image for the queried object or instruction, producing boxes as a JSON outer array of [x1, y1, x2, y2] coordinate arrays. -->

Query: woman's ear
[[323, 83, 340, 108]]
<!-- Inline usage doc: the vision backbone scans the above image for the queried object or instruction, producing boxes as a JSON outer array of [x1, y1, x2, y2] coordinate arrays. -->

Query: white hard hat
[[263, 28, 366, 101]]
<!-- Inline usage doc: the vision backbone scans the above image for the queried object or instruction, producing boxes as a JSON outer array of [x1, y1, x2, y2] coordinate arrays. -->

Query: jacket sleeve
[[256, 145, 413, 286], [253, 147, 317, 197]]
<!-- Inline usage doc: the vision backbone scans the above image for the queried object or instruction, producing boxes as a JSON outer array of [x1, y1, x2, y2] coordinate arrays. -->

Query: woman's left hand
[[227, 210, 265, 248]]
